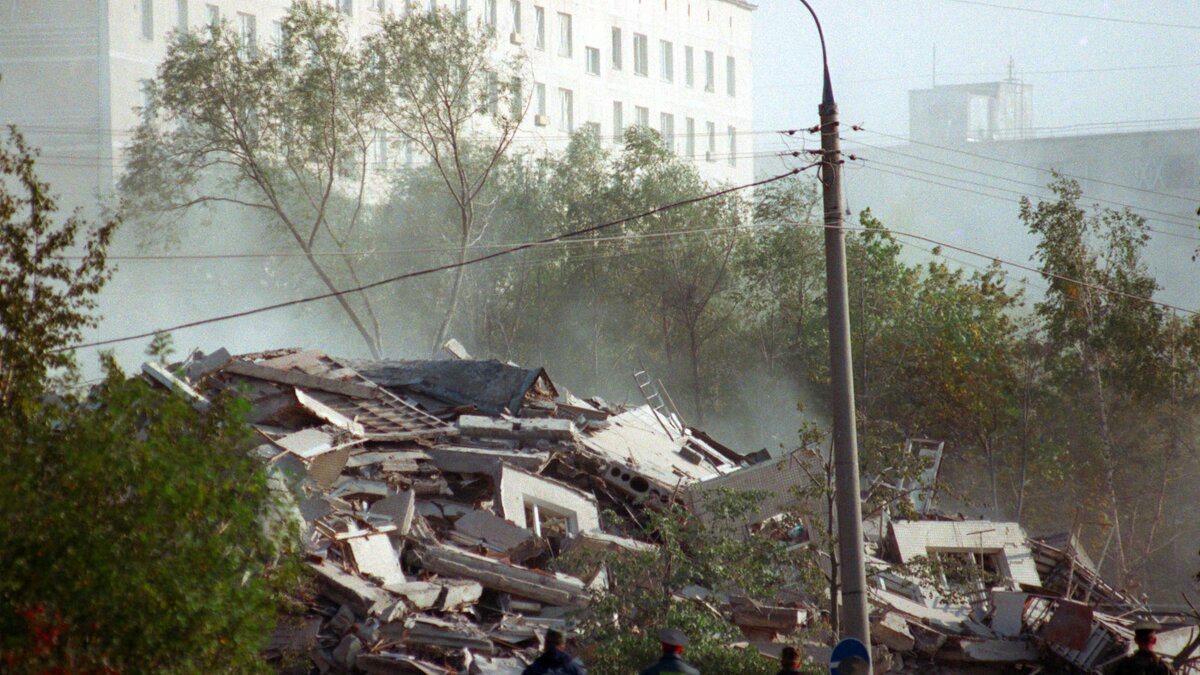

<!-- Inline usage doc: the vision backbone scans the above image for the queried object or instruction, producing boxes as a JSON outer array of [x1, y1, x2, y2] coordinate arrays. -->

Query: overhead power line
[[59, 165, 817, 352], [789, 220, 1198, 317], [846, 126, 1200, 205], [936, 0, 1200, 30], [840, 140, 1200, 236]]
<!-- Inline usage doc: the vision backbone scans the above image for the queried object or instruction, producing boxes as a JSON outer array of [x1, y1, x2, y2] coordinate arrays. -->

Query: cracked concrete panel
[[348, 533, 405, 586], [495, 464, 599, 535]]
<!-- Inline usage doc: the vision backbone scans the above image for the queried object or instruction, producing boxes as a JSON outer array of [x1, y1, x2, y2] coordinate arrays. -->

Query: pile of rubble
[[143, 344, 783, 673], [141, 344, 1200, 674]]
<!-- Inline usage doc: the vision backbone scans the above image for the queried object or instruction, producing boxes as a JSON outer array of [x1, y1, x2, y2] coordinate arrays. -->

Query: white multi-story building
[[0, 0, 753, 212]]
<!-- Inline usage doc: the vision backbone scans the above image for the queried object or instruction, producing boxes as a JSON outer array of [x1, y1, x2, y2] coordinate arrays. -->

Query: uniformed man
[[521, 629, 587, 675], [1106, 621, 1173, 675], [638, 628, 700, 675]]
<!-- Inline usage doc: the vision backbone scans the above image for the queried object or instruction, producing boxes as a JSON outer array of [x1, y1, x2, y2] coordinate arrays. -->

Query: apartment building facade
[[0, 0, 753, 212]]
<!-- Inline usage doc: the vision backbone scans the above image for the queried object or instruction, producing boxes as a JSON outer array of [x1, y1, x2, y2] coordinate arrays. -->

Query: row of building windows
[[146, 2, 740, 98]]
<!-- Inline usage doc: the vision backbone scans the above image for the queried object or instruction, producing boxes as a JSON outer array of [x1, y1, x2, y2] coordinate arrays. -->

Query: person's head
[[1133, 621, 1161, 651], [544, 629, 564, 652], [781, 646, 801, 668], [659, 628, 688, 655]]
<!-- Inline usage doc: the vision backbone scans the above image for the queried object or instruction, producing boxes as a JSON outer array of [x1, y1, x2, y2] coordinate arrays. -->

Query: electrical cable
[[935, 0, 1200, 31], [58, 165, 816, 352], [843, 150, 1200, 240], [786, 220, 1198, 316], [847, 127, 1200, 205]]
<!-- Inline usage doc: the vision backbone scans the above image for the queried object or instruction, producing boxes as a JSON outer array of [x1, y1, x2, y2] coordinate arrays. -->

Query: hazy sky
[[753, 0, 1200, 144]]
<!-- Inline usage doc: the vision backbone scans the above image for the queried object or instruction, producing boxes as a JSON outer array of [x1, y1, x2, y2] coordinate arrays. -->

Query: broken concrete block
[[873, 612, 915, 652], [184, 347, 232, 382], [328, 604, 357, 636], [427, 445, 550, 474], [346, 532, 405, 586], [564, 528, 657, 555], [308, 560, 395, 617], [331, 633, 362, 670], [383, 581, 442, 610], [453, 510, 546, 563], [959, 638, 1039, 663], [439, 578, 484, 611], [413, 543, 588, 607], [495, 464, 600, 535], [142, 361, 211, 410], [379, 615, 494, 653], [459, 415, 575, 441], [990, 591, 1028, 638], [368, 490, 415, 536], [469, 655, 527, 675], [357, 653, 444, 675], [730, 604, 808, 632]]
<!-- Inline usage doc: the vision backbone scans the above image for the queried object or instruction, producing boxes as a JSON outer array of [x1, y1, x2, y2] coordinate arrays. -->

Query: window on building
[[727, 55, 736, 96], [706, 121, 715, 161], [141, 0, 154, 39], [238, 13, 256, 56], [583, 121, 600, 138], [456, 0, 468, 12], [138, 79, 153, 120], [535, 82, 546, 117], [206, 4, 219, 28], [612, 101, 623, 142], [510, 1, 521, 33], [272, 21, 284, 57], [405, 139, 415, 167], [727, 125, 737, 165], [176, 0, 188, 33], [684, 46, 694, 87], [660, 112, 674, 151], [685, 117, 695, 158], [557, 12, 572, 58], [339, 0, 353, 16], [659, 41, 673, 83], [558, 88, 573, 132], [486, 70, 499, 114], [611, 27, 622, 70], [510, 77, 523, 117], [534, 6, 545, 50], [371, 129, 388, 167], [704, 50, 714, 92], [371, 0, 384, 10], [485, 0, 497, 26], [633, 33, 648, 76], [586, 47, 600, 75], [635, 105, 649, 127]]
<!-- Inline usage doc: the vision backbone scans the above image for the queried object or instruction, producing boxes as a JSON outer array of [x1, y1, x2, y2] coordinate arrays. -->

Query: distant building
[[0, 0, 754, 212], [909, 78, 1032, 144], [844, 78, 1199, 309]]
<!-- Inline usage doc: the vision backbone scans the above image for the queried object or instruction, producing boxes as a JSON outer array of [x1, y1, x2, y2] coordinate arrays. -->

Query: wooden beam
[[223, 359, 378, 399]]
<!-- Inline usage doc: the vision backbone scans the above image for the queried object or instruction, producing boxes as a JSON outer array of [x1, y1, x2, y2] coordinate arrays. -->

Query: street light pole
[[797, 0, 871, 648]]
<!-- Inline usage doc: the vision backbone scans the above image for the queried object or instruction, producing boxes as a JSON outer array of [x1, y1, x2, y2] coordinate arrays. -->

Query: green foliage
[[562, 495, 806, 675], [0, 126, 116, 408], [0, 359, 301, 672], [2, 128, 301, 672]]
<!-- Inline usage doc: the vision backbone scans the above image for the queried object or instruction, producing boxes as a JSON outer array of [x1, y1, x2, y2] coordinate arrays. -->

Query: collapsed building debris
[[142, 346, 1198, 674]]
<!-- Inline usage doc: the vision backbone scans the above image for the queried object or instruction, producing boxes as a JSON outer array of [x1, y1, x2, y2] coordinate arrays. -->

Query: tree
[[0, 126, 116, 408], [1, 127, 300, 672], [562, 495, 812, 675], [367, 7, 525, 352], [122, 2, 386, 356], [1023, 175, 1200, 591]]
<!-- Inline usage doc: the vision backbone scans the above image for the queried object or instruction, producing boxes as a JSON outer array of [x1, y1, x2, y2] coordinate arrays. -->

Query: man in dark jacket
[[1106, 621, 1173, 675], [638, 628, 700, 675], [522, 629, 587, 675], [775, 646, 803, 675]]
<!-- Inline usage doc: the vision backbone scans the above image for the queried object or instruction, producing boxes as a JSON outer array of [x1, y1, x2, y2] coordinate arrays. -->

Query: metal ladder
[[634, 361, 684, 439]]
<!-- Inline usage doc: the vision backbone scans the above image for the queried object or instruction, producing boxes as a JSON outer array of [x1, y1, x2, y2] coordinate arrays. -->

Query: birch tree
[[121, 2, 386, 356]]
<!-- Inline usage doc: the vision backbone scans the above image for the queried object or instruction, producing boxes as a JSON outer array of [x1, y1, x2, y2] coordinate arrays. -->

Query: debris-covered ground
[[140, 344, 1200, 674]]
